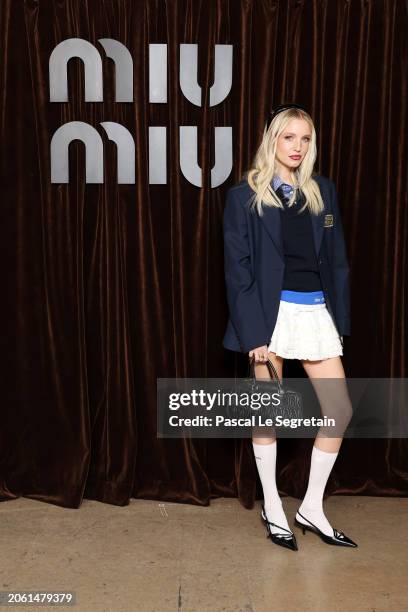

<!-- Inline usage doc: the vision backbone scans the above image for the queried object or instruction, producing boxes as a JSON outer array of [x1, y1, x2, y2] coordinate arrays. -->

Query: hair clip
[[266, 103, 308, 131]]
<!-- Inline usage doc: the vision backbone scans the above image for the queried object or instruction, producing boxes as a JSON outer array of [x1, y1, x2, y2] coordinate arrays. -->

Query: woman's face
[[275, 118, 312, 174]]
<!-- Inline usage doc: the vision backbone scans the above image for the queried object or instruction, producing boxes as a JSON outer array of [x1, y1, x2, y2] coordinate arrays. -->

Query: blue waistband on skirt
[[280, 290, 325, 305]]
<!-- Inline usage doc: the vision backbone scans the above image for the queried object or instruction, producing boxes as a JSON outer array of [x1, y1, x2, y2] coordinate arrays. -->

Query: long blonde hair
[[245, 108, 324, 217]]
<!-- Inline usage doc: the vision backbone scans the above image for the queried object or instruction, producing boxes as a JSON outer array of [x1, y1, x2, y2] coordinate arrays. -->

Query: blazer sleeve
[[223, 187, 270, 352], [330, 180, 351, 336]]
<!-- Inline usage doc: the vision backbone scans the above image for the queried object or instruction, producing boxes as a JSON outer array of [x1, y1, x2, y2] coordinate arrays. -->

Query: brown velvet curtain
[[1, 0, 407, 509]]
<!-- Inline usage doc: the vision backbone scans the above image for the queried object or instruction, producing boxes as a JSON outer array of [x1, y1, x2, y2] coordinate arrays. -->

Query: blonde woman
[[223, 104, 357, 551]]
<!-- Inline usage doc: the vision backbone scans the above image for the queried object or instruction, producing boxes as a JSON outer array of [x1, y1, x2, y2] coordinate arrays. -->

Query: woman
[[223, 104, 357, 551]]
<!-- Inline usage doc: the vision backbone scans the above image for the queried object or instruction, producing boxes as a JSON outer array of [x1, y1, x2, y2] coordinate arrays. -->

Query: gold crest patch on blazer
[[324, 214, 334, 227]]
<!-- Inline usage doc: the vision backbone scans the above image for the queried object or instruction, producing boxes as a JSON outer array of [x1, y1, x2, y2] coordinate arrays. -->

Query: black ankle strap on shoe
[[296, 511, 317, 529], [262, 509, 294, 538]]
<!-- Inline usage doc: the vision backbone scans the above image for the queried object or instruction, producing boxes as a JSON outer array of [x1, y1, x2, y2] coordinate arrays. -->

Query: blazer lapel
[[310, 177, 327, 257], [259, 205, 283, 258]]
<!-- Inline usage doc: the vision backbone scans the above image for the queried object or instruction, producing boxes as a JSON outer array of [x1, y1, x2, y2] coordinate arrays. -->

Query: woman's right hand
[[248, 345, 268, 362]]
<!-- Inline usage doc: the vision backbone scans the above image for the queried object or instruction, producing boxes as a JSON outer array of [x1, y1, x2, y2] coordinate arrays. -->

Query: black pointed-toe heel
[[261, 505, 298, 551], [294, 511, 358, 548]]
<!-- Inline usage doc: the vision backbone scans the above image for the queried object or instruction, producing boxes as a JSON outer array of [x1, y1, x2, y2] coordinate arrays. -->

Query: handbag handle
[[248, 356, 284, 394]]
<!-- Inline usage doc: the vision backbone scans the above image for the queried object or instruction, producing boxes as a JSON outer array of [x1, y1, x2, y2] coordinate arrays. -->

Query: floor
[[1, 496, 407, 611]]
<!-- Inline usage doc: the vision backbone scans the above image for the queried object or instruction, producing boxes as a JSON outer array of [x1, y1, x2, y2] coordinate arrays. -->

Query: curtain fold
[[1, 0, 407, 509]]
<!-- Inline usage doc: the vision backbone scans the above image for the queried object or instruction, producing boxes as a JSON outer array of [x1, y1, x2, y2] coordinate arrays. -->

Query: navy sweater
[[272, 175, 322, 292]]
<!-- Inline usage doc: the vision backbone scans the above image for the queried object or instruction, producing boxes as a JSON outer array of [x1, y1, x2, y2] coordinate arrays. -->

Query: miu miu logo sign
[[49, 38, 233, 186]]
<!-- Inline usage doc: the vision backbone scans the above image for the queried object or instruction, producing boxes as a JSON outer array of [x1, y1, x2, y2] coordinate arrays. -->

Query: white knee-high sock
[[252, 441, 292, 536], [297, 445, 338, 536]]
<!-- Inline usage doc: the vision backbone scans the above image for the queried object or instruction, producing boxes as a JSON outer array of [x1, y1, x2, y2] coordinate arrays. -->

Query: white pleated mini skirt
[[268, 290, 343, 361]]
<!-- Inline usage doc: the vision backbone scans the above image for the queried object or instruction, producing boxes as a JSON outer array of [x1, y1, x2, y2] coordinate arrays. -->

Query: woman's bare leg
[[296, 355, 353, 536], [251, 352, 294, 537], [300, 355, 352, 451]]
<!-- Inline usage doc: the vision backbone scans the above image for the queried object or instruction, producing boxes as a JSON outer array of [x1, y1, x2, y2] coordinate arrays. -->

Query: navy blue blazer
[[222, 174, 350, 353]]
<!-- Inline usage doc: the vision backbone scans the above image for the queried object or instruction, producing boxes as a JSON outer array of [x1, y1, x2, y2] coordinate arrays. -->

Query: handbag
[[226, 357, 303, 421]]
